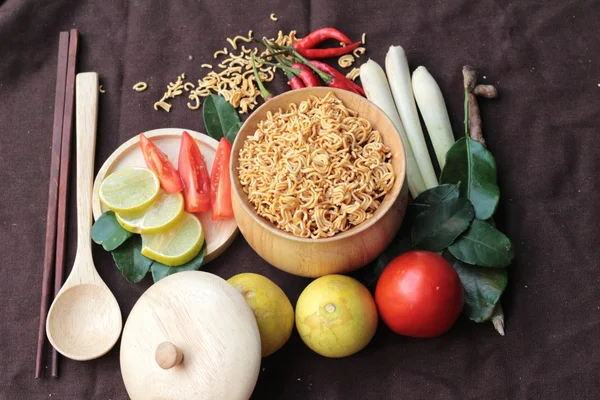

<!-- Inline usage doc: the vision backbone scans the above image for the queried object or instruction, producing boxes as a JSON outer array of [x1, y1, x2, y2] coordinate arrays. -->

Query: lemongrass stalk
[[385, 46, 438, 189], [360, 59, 426, 198], [411, 66, 455, 169]]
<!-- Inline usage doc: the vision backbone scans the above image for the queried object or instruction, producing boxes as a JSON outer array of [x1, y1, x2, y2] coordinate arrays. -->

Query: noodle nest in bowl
[[237, 92, 395, 239]]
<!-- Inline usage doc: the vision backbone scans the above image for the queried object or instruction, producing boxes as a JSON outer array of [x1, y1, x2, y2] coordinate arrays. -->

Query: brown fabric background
[[1, 0, 599, 398]]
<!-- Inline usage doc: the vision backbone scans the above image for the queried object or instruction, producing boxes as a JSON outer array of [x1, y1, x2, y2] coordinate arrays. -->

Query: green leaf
[[151, 242, 207, 283], [91, 211, 133, 251], [225, 121, 243, 143], [440, 137, 500, 220], [202, 94, 241, 141], [110, 235, 152, 283], [448, 219, 514, 267], [410, 184, 460, 217], [411, 198, 475, 252], [451, 258, 508, 322]]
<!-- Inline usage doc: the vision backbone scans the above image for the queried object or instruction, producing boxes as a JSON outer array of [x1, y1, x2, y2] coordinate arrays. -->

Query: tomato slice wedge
[[177, 131, 211, 213], [139, 133, 183, 193], [210, 137, 234, 220]]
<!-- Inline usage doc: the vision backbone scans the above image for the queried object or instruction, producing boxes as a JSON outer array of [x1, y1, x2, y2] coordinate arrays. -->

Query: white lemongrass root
[[360, 59, 426, 198], [386, 46, 438, 189], [412, 66, 455, 169]]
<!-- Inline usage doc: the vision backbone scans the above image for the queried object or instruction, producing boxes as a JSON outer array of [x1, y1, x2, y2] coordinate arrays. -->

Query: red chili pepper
[[292, 63, 320, 87], [280, 46, 365, 96], [294, 28, 354, 49], [295, 41, 362, 60], [289, 76, 305, 89], [309, 60, 366, 97]]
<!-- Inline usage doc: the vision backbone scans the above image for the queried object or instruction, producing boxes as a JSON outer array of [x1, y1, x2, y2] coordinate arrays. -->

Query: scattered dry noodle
[[353, 47, 366, 58], [214, 48, 228, 58], [346, 68, 360, 81], [338, 54, 355, 68], [237, 92, 395, 239], [362, 33, 366, 44], [186, 30, 298, 114], [154, 101, 172, 112], [153, 30, 299, 114], [270, 13, 278, 21], [98, 85, 105, 93], [153, 73, 185, 112], [187, 94, 201, 110], [226, 31, 254, 50], [133, 82, 148, 92]]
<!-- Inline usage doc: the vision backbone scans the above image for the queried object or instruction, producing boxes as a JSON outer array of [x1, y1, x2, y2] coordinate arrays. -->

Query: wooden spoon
[[46, 72, 122, 361]]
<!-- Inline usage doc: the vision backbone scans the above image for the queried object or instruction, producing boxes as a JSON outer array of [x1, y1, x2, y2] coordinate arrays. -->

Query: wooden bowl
[[230, 87, 409, 278]]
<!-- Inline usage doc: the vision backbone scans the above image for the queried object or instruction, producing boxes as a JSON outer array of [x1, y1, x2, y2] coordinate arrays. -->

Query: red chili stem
[[261, 59, 299, 75], [283, 46, 334, 84], [251, 53, 272, 100], [308, 60, 366, 96], [295, 41, 362, 59], [294, 27, 354, 49]]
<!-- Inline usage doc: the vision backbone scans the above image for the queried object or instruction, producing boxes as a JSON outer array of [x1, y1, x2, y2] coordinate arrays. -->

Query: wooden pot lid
[[120, 271, 261, 400]]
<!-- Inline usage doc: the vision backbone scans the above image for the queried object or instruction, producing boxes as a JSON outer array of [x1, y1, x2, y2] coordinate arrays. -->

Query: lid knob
[[155, 342, 184, 370]]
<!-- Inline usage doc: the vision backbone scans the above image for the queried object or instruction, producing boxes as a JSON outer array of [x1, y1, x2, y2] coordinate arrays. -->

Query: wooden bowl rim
[[230, 87, 407, 243]]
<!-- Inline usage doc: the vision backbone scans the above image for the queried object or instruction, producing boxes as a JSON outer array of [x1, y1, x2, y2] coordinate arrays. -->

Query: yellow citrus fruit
[[116, 191, 184, 234], [227, 273, 294, 357], [141, 212, 204, 266], [295, 274, 378, 358], [99, 167, 160, 213]]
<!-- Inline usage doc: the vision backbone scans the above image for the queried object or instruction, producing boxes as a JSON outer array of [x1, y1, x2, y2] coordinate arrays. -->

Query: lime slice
[[99, 167, 160, 213], [116, 191, 184, 234], [141, 213, 205, 267]]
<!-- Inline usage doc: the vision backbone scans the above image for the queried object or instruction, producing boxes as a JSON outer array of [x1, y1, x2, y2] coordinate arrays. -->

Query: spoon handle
[[75, 73, 99, 251]]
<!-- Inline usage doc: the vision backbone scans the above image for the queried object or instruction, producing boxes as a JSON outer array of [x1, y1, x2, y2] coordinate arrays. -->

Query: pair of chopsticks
[[35, 29, 79, 379]]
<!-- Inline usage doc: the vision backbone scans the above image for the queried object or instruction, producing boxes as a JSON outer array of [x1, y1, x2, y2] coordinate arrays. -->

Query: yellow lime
[[295, 274, 378, 358], [141, 213, 204, 266], [99, 167, 160, 213], [227, 273, 294, 357], [116, 191, 184, 234]]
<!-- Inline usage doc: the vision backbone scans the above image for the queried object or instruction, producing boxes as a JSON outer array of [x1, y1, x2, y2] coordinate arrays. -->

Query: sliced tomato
[[139, 133, 183, 193], [177, 131, 211, 212], [210, 137, 234, 220]]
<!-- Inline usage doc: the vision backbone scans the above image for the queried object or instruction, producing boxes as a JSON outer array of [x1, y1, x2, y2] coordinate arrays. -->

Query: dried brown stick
[[468, 93, 485, 146], [462, 65, 504, 336], [474, 84, 498, 98], [462, 65, 477, 92]]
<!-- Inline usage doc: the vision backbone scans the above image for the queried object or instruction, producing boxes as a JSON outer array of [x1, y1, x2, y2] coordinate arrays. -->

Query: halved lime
[[116, 191, 184, 234], [141, 213, 204, 267], [99, 167, 160, 213]]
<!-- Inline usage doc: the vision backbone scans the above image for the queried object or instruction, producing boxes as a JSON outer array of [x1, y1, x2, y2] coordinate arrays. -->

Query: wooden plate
[[92, 128, 238, 264]]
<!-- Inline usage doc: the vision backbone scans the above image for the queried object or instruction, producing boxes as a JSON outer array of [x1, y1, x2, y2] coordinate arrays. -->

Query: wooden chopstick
[[36, 31, 70, 379], [51, 29, 79, 379]]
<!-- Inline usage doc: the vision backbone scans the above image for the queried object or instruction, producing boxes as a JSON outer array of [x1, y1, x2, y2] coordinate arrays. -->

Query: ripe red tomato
[[210, 137, 234, 220], [375, 250, 464, 338], [178, 131, 211, 213], [139, 133, 183, 193]]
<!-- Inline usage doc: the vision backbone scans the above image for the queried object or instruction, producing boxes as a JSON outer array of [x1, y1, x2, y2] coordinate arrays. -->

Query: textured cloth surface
[[1, 0, 599, 399]]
